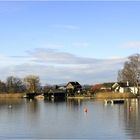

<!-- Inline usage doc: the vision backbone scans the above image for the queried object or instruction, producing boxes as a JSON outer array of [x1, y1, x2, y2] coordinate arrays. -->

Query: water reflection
[[0, 98, 140, 139], [45, 98, 66, 103], [0, 98, 24, 111], [66, 99, 82, 110], [101, 98, 140, 139], [26, 99, 40, 113], [123, 99, 140, 139], [0, 98, 23, 105]]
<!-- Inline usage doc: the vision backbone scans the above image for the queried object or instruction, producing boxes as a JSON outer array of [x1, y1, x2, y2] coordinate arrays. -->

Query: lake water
[[0, 98, 140, 140]]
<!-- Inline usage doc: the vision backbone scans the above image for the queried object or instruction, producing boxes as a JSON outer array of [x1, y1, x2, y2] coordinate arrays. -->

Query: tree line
[[0, 75, 41, 94]]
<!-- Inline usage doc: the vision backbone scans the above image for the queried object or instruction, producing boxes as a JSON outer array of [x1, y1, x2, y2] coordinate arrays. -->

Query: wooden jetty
[[104, 99, 125, 105]]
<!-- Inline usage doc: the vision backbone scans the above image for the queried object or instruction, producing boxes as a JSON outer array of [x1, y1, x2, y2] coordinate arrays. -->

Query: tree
[[24, 75, 41, 93], [117, 54, 140, 87], [0, 80, 7, 93], [90, 84, 103, 94], [43, 84, 52, 93], [6, 76, 26, 93]]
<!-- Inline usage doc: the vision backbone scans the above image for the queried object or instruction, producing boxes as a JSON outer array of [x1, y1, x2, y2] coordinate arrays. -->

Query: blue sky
[[0, 1, 140, 85]]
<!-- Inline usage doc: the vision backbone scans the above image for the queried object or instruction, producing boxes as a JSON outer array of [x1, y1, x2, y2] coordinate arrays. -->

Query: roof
[[68, 81, 81, 86], [102, 82, 115, 87], [117, 82, 134, 87], [66, 81, 82, 89], [102, 82, 135, 88], [91, 83, 114, 90], [48, 89, 66, 94]]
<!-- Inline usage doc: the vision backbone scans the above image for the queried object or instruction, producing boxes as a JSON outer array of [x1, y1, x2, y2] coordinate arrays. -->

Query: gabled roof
[[117, 82, 134, 87], [66, 81, 82, 89], [48, 89, 65, 94], [102, 82, 115, 88], [68, 81, 81, 86], [99, 82, 135, 88]]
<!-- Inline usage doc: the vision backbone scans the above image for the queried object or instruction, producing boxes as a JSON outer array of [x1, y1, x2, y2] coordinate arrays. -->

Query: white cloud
[[123, 41, 140, 48], [27, 48, 102, 65], [0, 49, 126, 84], [0, 54, 36, 67]]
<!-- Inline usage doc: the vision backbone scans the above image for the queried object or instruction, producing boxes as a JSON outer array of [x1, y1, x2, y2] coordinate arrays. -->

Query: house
[[112, 82, 139, 94], [91, 83, 114, 94], [44, 88, 66, 100], [66, 81, 82, 95], [91, 82, 139, 94]]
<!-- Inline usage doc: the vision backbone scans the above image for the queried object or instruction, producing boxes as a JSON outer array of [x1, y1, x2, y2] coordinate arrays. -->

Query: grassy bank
[[0, 93, 25, 98], [94, 92, 137, 99], [0, 92, 137, 99], [67, 96, 91, 99]]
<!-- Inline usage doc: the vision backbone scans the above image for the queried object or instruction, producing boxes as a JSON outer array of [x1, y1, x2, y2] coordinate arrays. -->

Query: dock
[[104, 99, 125, 105]]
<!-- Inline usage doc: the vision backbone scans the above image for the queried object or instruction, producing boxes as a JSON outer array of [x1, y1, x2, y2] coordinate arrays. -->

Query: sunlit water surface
[[0, 98, 139, 140]]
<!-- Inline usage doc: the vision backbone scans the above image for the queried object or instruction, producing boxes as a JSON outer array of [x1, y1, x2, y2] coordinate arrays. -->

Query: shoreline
[[93, 92, 137, 99], [0, 92, 137, 99], [0, 93, 25, 98], [67, 92, 137, 99], [67, 96, 91, 99]]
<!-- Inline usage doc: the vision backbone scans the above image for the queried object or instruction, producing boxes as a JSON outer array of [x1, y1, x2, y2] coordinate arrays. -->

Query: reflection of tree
[[26, 99, 39, 114], [123, 99, 140, 139], [0, 98, 24, 110], [66, 99, 83, 111]]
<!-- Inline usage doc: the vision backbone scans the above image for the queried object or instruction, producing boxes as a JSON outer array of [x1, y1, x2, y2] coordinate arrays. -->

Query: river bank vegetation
[[93, 92, 137, 99]]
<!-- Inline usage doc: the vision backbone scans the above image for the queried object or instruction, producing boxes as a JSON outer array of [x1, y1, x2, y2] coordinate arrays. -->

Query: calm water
[[0, 98, 140, 140]]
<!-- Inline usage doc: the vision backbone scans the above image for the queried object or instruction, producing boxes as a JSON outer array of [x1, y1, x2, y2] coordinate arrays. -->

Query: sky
[[0, 1, 140, 85]]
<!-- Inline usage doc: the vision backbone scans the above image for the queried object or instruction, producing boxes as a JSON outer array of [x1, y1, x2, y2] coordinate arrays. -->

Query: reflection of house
[[66, 81, 82, 95]]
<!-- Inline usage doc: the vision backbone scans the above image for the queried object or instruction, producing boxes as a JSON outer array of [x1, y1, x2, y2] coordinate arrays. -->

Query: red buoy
[[84, 108, 88, 113]]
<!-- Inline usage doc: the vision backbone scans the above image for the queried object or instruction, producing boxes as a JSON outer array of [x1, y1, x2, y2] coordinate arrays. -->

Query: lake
[[0, 98, 139, 140]]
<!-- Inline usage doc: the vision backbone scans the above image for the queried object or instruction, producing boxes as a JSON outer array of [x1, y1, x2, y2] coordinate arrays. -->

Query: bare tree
[[6, 76, 26, 93], [24, 75, 41, 93], [117, 54, 140, 86], [0, 80, 7, 93]]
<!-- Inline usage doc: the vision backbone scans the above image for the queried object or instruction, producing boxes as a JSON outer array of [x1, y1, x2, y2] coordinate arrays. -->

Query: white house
[[112, 82, 139, 94]]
